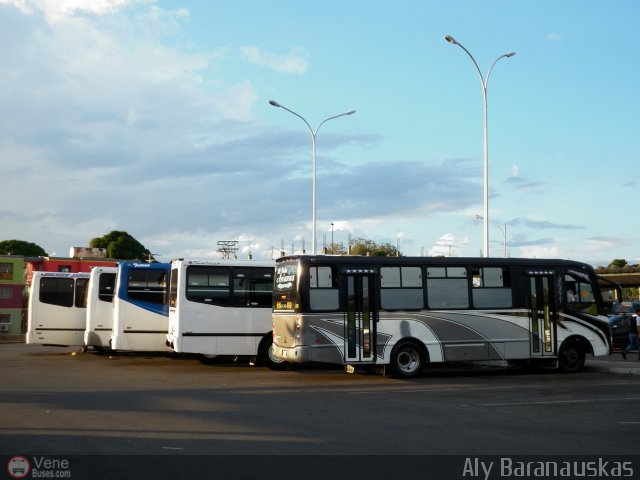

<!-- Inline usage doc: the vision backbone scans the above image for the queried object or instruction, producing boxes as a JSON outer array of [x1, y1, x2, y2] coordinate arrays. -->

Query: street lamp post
[[445, 35, 515, 258], [474, 215, 508, 257], [269, 100, 355, 254], [495, 222, 507, 258], [330, 222, 334, 252]]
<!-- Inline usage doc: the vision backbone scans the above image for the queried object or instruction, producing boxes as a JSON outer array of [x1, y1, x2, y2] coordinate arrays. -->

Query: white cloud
[[428, 233, 470, 257], [213, 81, 258, 122], [518, 245, 560, 258], [2, 0, 155, 23], [547, 32, 564, 41], [0, 0, 32, 14], [240, 46, 308, 74]]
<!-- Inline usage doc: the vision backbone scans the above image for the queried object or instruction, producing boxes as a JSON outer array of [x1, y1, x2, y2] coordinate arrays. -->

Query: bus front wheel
[[389, 341, 425, 379], [557, 340, 585, 373]]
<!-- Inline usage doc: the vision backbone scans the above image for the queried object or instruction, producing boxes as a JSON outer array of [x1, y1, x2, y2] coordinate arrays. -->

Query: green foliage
[[0, 239, 47, 256], [348, 237, 401, 257], [89, 230, 151, 261], [609, 259, 627, 268]]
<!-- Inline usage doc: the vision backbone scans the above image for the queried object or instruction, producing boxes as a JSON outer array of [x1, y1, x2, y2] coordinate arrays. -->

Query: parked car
[[608, 301, 640, 349]]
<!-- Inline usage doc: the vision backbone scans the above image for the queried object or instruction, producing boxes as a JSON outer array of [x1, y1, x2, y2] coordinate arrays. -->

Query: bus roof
[[31, 271, 91, 279], [276, 255, 595, 271], [171, 258, 274, 268]]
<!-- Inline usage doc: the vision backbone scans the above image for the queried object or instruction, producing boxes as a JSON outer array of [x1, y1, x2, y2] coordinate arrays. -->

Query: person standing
[[622, 307, 640, 360]]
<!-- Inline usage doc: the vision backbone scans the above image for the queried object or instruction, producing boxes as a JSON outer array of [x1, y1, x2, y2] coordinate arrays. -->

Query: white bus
[[110, 261, 172, 352], [84, 266, 117, 351], [272, 255, 614, 378], [27, 271, 90, 347], [166, 258, 287, 369]]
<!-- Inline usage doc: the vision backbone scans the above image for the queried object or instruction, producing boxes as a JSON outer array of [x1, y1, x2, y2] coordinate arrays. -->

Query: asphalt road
[[1, 344, 638, 479]]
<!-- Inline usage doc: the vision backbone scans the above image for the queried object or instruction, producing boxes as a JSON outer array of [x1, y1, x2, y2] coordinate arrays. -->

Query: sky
[[0, 0, 638, 266]]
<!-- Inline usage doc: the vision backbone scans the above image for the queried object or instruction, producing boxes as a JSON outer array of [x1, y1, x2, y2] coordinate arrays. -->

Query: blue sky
[[0, 0, 638, 266]]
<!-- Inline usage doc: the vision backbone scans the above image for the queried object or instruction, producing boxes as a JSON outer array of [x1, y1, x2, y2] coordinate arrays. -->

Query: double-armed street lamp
[[475, 214, 508, 257], [269, 100, 355, 254], [445, 35, 515, 258]]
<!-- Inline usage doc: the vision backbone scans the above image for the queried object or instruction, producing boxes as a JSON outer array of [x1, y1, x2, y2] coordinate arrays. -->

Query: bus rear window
[[128, 270, 167, 305], [39, 277, 74, 308]]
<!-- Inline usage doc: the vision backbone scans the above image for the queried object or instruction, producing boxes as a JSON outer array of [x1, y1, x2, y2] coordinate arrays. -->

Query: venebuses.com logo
[[6, 455, 72, 478], [6, 456, 30, 479]]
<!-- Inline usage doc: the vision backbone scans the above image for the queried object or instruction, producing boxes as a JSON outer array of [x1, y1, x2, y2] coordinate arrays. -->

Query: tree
[[89, 231, 151, 261], [349, 237, 401, 257], [608, 259, 627, 269], [0, 239, 47, 256]]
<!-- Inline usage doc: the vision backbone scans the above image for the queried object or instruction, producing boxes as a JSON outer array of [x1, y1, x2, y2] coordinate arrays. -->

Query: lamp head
[[346, 110, 356, 115], [444, 35, 458, 45], [505, 52, 516, 58], [269, 100, 281, 107]]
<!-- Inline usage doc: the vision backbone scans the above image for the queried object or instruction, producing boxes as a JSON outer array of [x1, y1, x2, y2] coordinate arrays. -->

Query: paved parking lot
[[1, 343, 638, 457]]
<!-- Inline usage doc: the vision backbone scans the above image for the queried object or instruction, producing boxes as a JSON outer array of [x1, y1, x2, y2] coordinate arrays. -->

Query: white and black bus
[[272, 255, 613, 378]]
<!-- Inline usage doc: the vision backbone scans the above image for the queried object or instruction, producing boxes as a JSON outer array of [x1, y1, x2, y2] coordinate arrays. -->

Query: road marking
[[465, 396, 640, 407]]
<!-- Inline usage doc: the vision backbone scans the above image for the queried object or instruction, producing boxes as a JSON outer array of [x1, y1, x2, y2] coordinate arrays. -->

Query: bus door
[[527, 271, 557, 357], [343, 269, 377, 363]]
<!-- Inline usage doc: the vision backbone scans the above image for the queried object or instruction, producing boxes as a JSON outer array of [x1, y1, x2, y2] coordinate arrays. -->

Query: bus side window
[[426, 267, 469, 309], [380, 267, 424, 310], [309, 266, 338, 311], [186, 267, 230, 306], [169, 268, 178, 308], [472, 267, 512, 308], [75, 278, 89, 308], [233, 268, 273, 307], [565, 273, 596, 314]]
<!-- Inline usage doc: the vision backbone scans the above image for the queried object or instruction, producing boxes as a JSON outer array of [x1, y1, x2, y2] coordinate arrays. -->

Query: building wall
[[25, 257, 118, 285], [0, 256, 26, 335]]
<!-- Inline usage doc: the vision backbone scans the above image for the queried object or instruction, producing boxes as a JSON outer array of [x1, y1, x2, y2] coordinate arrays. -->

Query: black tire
[[258, 336, 289, 371], [198, 354, 222, 365], [557, 340, 585, 373], [389, 341, 425, 379]]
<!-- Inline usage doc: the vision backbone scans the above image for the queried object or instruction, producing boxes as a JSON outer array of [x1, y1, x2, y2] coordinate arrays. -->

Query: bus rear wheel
[[390, 341, 425, 379], [557, 340, 585, 373]]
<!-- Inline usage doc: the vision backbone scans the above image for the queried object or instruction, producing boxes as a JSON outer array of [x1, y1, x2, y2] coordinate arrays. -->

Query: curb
[[587, 360, 640, 375]]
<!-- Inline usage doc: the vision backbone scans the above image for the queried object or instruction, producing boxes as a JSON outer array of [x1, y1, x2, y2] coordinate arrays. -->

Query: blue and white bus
[[27, 271, 90, 347], [272, 255, 613, 378], [166, 258, 287, 369], [110, 261, 172, 352]]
